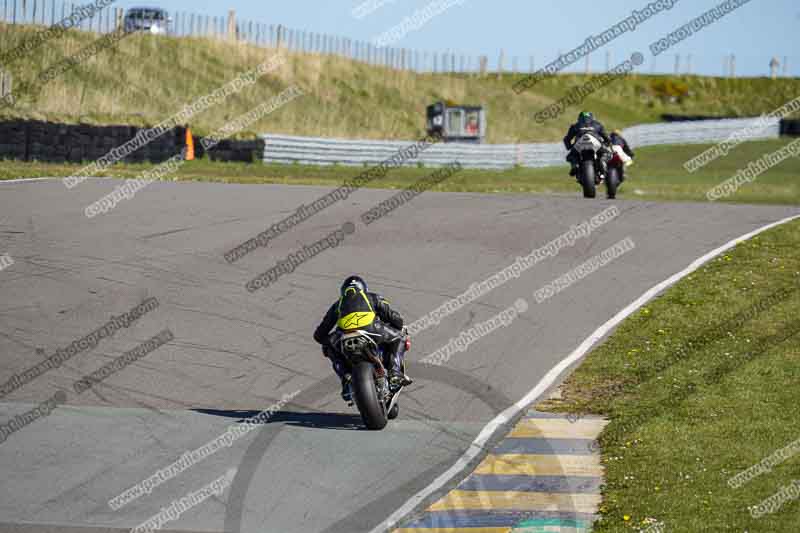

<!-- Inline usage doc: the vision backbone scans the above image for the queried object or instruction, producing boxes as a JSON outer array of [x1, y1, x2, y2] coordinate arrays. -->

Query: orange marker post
[[185, 128, 195, 161]]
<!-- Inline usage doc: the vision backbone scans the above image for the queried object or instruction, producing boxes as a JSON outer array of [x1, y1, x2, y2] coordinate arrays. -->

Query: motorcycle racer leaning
[[563, 111, 613, 178], [313, 275, 412, 402]]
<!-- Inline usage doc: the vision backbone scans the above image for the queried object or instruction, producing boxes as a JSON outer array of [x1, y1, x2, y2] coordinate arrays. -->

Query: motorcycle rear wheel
[[352, 362, 388, 430]]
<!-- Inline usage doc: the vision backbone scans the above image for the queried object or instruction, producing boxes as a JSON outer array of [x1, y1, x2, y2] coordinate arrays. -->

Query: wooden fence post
[[0, 69, 12, 101], [227, 10, 236, 41], [497, 49, 504, 79]]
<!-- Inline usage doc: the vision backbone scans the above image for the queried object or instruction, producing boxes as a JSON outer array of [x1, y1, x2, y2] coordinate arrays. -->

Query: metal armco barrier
[[623, 117, 781, 148], [262, 117, 781, 170]]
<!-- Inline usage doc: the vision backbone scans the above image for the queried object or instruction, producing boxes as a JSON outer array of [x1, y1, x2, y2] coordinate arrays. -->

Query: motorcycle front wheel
[[579, 160, 597, 198], [606, 166, 620, 199]]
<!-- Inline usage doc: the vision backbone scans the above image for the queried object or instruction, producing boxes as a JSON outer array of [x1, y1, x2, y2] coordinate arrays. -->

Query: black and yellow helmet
[[338, 276, 375, 331], [341, 275, 367, 296]]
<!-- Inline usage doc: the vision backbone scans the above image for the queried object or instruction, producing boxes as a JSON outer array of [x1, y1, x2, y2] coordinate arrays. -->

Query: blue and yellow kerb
[[394, 411, 608, 533]]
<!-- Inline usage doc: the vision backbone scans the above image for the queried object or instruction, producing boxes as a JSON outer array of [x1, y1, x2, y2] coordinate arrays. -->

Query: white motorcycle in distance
[[570, 133, 611, 199]]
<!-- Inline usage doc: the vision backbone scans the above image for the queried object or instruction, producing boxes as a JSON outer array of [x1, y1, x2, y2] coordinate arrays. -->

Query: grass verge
[[536, 219, 800, 532], [1, 139, 799, 205], [1, 22, 799, 143]]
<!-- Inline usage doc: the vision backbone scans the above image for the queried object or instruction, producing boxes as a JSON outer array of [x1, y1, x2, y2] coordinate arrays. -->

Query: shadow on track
[[192, 408, 364, 431]]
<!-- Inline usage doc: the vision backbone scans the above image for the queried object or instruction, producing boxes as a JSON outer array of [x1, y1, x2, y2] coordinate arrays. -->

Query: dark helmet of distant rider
[[337, 275, 376, 331], [578, 111, 594, 125]]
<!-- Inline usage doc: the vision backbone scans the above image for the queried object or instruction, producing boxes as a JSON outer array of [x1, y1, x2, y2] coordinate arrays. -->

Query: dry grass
[[2, 22, 799, 142]]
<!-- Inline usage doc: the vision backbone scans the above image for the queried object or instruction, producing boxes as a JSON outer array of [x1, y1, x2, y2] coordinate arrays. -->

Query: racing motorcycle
[[334, 329, 411, 430], [606, 144, 633, 200], [570, 132, 608, 199]]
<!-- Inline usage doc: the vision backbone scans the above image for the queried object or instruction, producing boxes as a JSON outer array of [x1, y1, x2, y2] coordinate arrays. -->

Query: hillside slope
[[2, 23, 799, 143]]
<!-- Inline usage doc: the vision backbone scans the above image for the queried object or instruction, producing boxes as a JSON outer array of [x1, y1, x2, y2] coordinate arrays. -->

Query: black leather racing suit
[[563, 120, 613, 176], [313, 292, 406, 380]]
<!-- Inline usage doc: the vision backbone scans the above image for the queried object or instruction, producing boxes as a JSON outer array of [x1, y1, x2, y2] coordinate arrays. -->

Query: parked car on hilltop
[[124, 7, 172, 35]]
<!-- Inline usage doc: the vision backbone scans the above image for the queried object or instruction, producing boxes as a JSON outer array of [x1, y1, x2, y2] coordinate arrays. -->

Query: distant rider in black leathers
[[313, 275, 412, 402], [563, 111, 613, 178]]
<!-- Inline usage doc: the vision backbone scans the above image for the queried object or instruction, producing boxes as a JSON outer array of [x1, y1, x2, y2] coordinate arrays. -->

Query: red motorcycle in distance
[[606, 144, 633, 200]]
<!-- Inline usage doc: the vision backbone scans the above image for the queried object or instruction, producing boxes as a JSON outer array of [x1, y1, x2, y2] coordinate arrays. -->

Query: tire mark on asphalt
[[222, 362, 581, 533]]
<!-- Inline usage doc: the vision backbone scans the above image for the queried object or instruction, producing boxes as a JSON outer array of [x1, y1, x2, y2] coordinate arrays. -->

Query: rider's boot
[[340, 374, 353, 403], [325, 346, 353, 403], [387, 339, 412, 390], [599, 149, 612, 179], [566, 152, 578, 177]]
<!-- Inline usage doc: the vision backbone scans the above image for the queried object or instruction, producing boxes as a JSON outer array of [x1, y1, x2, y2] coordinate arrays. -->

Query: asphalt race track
[[0, 178, 797, 533]]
